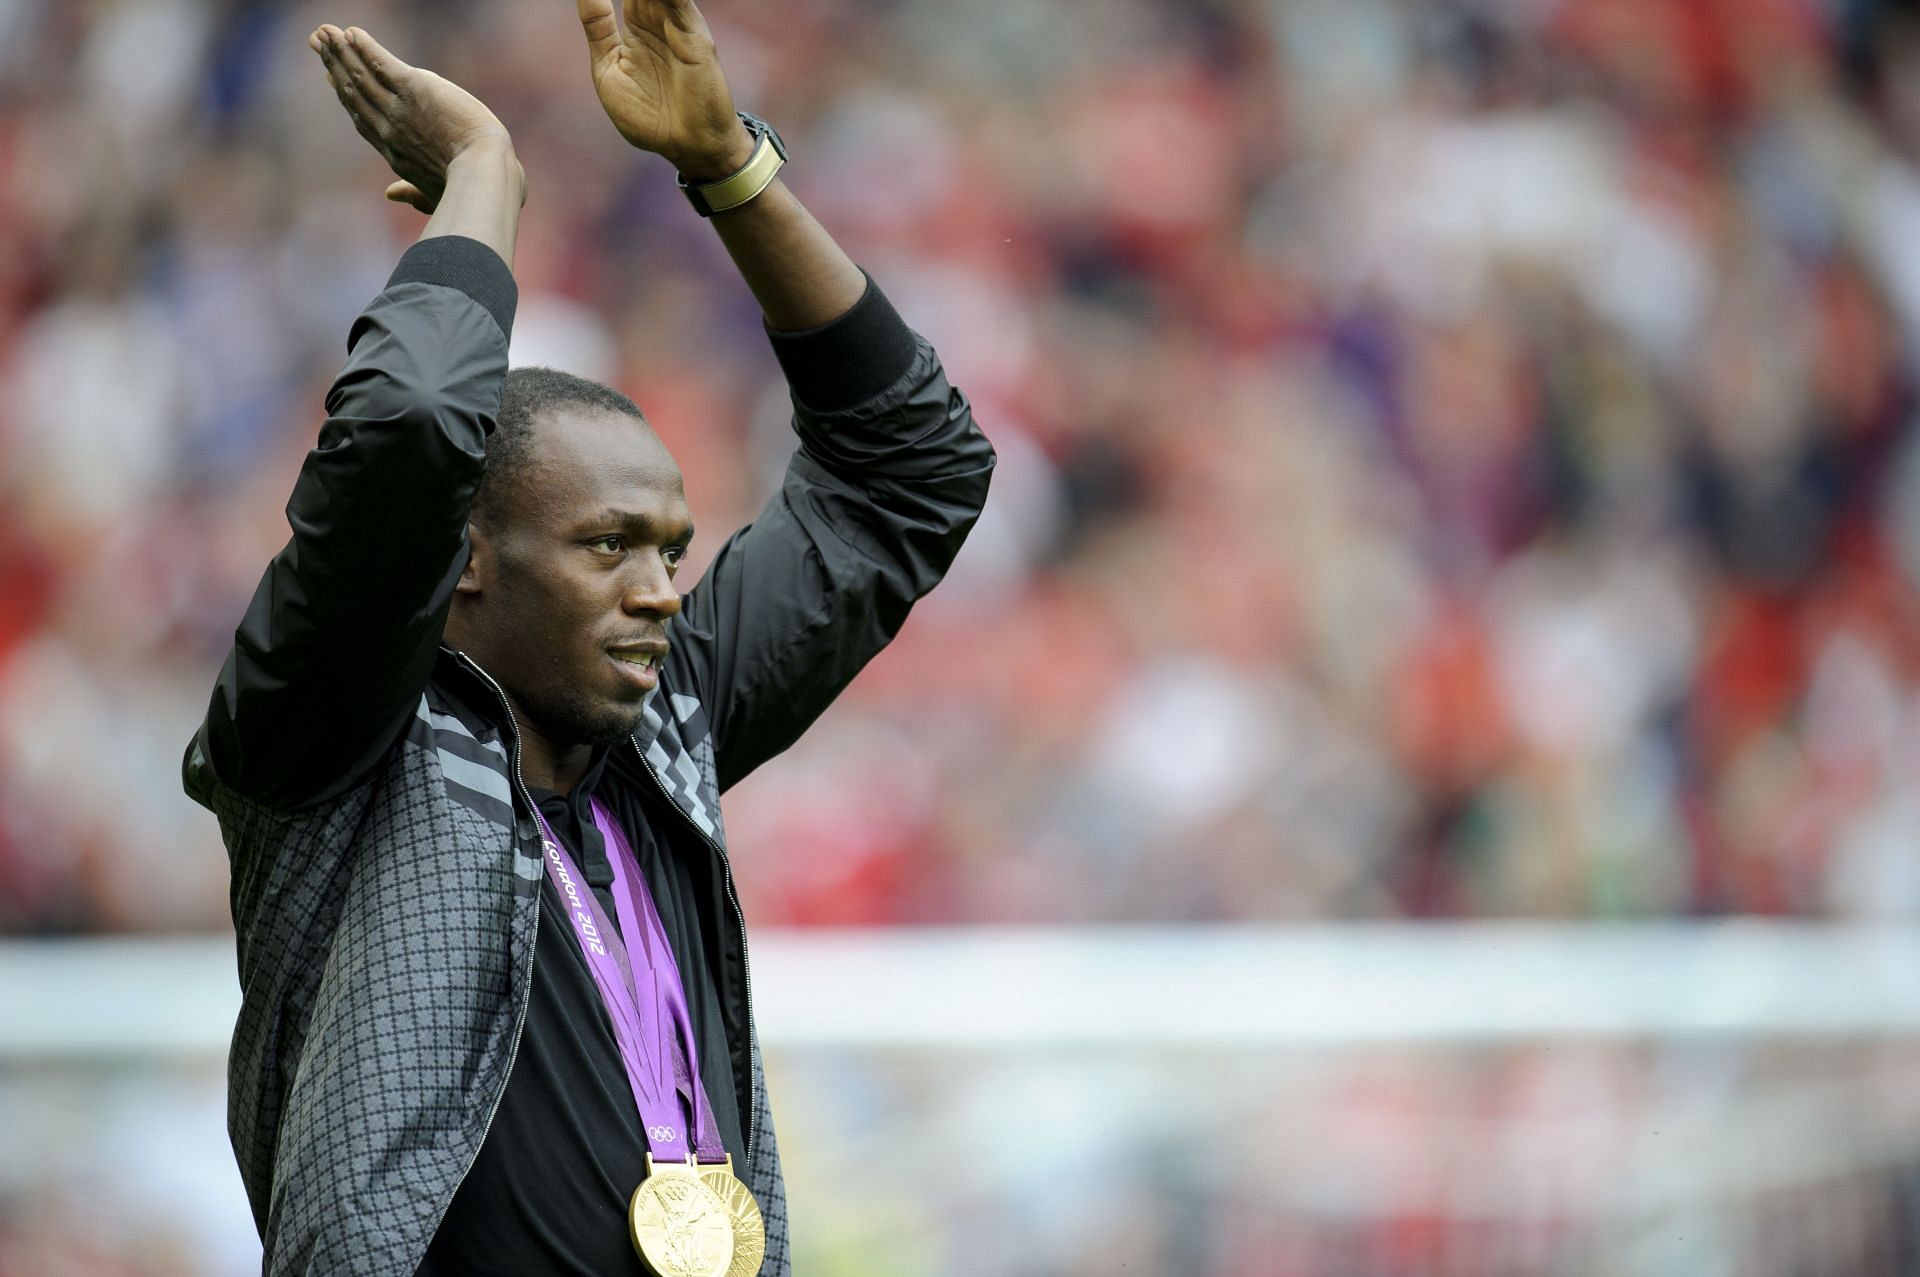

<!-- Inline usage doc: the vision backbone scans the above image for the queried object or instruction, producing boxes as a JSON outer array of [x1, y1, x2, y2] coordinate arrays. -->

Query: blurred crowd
[[5, 0, 1920, 931], [777, 1039, 1920, 1277], [9, 1039, 1920, 1276]]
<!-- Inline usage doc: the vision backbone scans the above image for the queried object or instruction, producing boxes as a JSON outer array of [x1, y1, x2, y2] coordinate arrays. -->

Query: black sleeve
[[668, 274, 996, 791], [185, 235, 517, 811], [763, 272, 919, 412]]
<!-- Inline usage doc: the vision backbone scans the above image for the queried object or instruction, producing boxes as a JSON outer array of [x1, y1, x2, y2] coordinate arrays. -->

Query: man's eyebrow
[[589, 508, 695, 541]]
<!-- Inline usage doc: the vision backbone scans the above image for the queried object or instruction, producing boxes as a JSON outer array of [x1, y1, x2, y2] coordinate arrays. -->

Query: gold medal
[[630, 1155, 735, 1277], [699, 1156, 766, 1277]]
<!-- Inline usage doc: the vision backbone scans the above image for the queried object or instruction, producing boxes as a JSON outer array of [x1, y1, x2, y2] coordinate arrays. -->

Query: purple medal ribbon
[[530, 796, 727, 1164]]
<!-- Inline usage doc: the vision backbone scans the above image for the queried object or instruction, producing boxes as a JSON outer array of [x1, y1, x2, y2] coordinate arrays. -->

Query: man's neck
[[511, 703, 596, 796]]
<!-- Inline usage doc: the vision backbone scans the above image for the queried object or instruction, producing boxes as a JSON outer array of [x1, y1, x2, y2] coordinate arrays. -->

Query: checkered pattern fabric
[[207, 669, 789, 1275]]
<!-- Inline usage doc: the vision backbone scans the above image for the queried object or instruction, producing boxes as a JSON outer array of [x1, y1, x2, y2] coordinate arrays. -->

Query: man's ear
[[456, 522, 488, 596]]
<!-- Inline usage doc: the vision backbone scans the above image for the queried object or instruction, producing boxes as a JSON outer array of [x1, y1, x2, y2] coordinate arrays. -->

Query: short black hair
[[474, 366, 647, 529]]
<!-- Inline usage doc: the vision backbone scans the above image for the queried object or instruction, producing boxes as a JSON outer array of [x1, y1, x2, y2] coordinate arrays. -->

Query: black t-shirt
[[418, 747, 744, 1276]]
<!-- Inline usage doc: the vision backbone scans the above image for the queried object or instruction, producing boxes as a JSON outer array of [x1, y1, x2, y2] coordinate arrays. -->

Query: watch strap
[[679, 113, 787, 217]]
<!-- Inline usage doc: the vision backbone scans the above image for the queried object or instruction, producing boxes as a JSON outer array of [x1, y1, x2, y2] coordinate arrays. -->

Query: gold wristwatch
[[678, 112, 787, 217]]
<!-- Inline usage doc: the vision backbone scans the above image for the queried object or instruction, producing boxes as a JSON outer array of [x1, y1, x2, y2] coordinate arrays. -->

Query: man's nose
[[621, 560, 682, 617]]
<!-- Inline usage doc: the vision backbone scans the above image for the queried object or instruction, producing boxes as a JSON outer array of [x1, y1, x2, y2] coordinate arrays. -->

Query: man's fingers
[[342, 27, 407, 92], [326, 66, 373, 131], [316, 42, 383, 148], [577, 0, 622, 62], [384, 180, 434, 213], [651, 0, 711, 37], [623, 0, 665, 41], [623, 0, 711, 52], [314, 29, 362, 101], [630, 0, 695, 22], [315, 43, 357, 113], [311, 24, 344, 74], [331, 30, 396, 110]]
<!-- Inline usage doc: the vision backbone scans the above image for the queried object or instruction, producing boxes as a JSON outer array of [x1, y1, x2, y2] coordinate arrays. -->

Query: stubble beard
[[521, 681, 647, 754]]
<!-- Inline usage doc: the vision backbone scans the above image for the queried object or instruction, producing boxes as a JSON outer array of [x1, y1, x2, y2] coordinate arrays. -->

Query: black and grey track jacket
[[183, 235, 994, 1275]]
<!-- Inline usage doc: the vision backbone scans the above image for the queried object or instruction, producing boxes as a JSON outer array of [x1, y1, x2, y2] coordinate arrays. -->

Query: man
[[182, 4, 993, 1273]]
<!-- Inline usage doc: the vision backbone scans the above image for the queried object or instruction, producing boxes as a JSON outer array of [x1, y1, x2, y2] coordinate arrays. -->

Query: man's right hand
[[309, 25, 524, 215]]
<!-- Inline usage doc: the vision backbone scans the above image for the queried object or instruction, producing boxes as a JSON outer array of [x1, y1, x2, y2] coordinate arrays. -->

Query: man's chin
[[523, 695, 647, 752], [580, 702, 647, 746]]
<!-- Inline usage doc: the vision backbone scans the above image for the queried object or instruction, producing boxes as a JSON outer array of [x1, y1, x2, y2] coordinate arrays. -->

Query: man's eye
[[663, 546, 687, 568], [590, 535, 625, 553]]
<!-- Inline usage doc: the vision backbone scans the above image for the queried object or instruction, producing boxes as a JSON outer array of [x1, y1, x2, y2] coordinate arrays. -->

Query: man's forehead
[[529, 405, 683, 489]]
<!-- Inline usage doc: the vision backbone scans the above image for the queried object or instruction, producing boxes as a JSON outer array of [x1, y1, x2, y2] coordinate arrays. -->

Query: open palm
[[576, 0, 749, 175]]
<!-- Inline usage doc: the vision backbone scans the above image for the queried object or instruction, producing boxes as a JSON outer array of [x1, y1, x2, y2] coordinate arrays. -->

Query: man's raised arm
[[187, 27, 526, 811], [576, 0, 864, 328], [576, 0, 995, 787]]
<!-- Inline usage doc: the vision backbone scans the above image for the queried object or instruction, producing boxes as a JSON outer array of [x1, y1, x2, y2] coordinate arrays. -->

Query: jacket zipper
[[424, 655, 544, 1240], [631, 740, 759, 1166], [438, 654, 759, 1175]]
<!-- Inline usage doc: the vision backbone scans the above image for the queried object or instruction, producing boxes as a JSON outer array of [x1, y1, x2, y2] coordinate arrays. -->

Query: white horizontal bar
[[752, 923, 1920, 1046], [4, 924, 1920, 1060]]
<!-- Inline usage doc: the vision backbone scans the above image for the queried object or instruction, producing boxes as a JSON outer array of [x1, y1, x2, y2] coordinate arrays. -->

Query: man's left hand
[[575, 0, 756, 181]]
